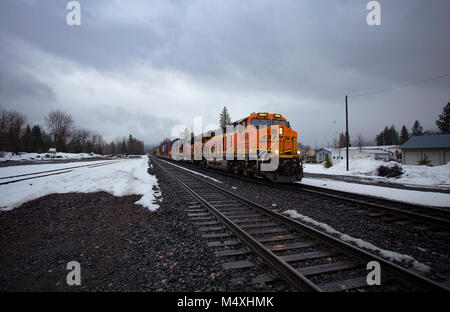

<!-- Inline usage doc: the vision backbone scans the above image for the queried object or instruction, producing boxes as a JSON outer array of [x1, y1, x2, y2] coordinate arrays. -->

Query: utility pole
[[345, 95, 349, 171]]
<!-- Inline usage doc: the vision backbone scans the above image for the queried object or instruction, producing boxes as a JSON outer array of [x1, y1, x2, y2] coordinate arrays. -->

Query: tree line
[[374, 102, 450, 146], [0, 108, 145, 155]]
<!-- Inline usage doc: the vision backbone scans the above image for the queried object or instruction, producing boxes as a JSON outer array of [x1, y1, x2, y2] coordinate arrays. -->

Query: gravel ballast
[[160, 160, 450, 283], [0, 162, 262, 291]]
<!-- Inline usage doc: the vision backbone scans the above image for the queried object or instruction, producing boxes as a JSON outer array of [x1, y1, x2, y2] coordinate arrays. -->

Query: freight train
[[155, 112, 303, 182]]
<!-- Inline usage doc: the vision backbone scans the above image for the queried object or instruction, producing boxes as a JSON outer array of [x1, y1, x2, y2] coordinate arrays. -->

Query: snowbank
[[304, 159, 450, 188], [0, 151, 106, 162], [0, 156, 160, 211], [284, 210, 430, 273], [0, 160, 114, 180], [300, 178, 450, 207]]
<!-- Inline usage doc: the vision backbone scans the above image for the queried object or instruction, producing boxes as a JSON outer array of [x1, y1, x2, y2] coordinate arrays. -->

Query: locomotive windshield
[[272, 120, 286, 126], [251, 119, 271, 127]]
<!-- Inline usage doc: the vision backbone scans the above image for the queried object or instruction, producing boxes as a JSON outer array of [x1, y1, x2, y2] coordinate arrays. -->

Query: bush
[[377, 164, 403, 178], [418, 154, 432, 166], [323, 155, 333, 168]]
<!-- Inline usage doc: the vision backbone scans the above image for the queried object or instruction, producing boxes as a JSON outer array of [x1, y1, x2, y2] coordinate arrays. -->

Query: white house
[[401, 134, 450, 166], [315, 146, 396, 163]]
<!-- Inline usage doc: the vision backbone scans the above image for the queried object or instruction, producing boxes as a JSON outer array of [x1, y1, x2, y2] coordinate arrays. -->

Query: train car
[[160, 140, 173, 158], [171, 112, 303, 182]]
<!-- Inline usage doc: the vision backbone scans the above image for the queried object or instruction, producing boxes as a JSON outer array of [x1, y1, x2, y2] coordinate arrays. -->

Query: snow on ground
[[299, 178, 450, 208], [0, 151, 106, 162], [0, 156, 160, 211], [284, 210, 431, 273], [304, 159, 450, 188], [0, 160, 115, 180], [157, 159, 223, 183]]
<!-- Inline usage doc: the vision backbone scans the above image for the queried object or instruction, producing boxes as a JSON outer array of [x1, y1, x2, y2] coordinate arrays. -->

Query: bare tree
[[356, 134, 364, 151], [69, 129, 91, 153], [331, 135, 339, 148], [0, 108, 26, 152], [45, 110, 73, 152], [91, 134, 105, 154]]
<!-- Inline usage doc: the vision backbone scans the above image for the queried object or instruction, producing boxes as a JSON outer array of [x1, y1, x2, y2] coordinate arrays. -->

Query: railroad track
[[150, 156, 449, 292], [0, 160, 123, 185], [290, 183, 450, 232], [157, 157, 450, 233]]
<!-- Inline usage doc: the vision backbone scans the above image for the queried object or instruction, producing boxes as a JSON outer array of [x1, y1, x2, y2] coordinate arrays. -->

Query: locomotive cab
[[246, 113, 303, 182]]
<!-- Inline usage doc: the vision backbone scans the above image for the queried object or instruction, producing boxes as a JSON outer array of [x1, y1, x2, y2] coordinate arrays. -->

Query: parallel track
[[0, 160, 123, 185], [151, 156, 449, 292], [158, 157, 450, 232]]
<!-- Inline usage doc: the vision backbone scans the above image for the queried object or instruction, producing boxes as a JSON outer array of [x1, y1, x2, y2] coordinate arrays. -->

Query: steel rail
[[170, 170, 321, 292], [0, 160, 123, 185], [0, 160, 120, 180], [157, 157, 450, 230], [151, 156, 449, 292], [289, 184, 450, 228]]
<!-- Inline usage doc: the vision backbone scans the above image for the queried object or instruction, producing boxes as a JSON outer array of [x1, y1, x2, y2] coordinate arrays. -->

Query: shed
[[316, 148, 332, 163], [400, 134, 450, 166]]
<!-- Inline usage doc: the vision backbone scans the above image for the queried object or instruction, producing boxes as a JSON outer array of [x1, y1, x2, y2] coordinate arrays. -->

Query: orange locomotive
[[176, 112, 303, 182]]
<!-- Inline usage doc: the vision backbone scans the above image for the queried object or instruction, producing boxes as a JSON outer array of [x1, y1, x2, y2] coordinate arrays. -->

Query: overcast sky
[[0, 0, 449, 147]]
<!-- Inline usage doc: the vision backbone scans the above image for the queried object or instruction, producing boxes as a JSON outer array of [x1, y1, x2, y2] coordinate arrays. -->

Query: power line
[[325, 101, 345, 146], [350, 71, 450, 98], [320, 70, 450, 148]]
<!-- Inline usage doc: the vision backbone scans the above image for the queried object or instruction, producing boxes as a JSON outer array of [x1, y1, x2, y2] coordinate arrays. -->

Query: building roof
[[316, 148, 332, 153], [401, 134, 450, 149]]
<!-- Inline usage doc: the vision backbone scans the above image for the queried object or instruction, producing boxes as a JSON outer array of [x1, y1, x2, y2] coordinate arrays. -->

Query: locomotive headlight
[[297, 151, 301, 155], [279, 128, 283, 135], [275, 150, 279, 155]]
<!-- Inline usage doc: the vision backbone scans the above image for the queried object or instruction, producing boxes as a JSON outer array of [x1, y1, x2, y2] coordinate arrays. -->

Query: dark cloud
[[0, 0, 449, 146]]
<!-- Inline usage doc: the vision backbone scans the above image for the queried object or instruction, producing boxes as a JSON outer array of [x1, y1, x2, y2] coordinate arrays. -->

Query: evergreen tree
[[324, 154, 333, 168], [382, 126, 391, 145], [375, 132, 384, 146], [338, 132, 351, 147], [418, 154, 431, 166], [411, 120, 423, 136], [436, 102, 450, 133], [400, 125, 409, 144], [22, 125, 32, 152], [121, 140, 127, 154], [219, 106, 231, 128], [127, 135, 134, 154], [31, 125, 43, 152], [388, 125, 399, 145]]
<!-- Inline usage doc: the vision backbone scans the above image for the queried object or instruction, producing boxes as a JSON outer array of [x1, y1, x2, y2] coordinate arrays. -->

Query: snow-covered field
[[304, 159, 450, 188], [0, 156, 160, 211], [0, 160, 116, 181], [299, 178, 450, 208], [0, 151, 106, 162]]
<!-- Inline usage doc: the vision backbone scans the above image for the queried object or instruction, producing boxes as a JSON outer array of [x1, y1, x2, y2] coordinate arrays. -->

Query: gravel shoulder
[[0, 162, 257, 291]]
